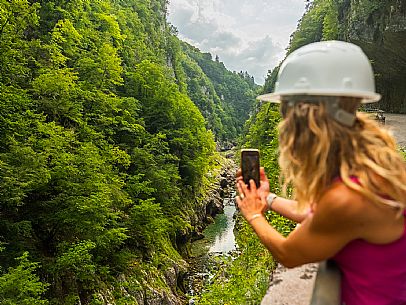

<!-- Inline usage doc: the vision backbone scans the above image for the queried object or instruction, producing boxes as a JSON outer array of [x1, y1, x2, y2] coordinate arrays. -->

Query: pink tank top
[[332, 178, 406, 305]]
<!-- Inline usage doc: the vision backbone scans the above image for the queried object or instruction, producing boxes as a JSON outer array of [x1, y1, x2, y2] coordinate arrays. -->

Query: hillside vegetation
[[0, 0, 257, 304]]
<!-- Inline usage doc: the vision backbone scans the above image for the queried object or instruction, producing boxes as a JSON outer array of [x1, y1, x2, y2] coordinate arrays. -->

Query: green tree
[[0, 0, 255, 303], [0, 0, 40, 86], [0, 252, 49, 305]]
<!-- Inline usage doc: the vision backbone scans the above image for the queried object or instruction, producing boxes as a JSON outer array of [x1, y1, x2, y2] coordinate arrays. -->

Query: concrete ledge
[[261, 263, 318, 305]]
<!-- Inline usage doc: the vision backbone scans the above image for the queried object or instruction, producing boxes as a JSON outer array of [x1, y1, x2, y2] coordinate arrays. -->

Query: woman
[[236, 41, 406, 305]]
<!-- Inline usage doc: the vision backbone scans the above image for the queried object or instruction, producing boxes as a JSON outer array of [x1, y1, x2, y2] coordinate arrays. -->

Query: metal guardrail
[[362, 108, 384, 113], [309, 260, 341, 305], [360, 108, 386, 124]]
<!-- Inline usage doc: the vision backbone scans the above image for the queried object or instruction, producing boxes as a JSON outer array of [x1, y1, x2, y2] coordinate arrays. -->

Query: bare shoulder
[[319, 182, 368, 215], [310, 181, 403, 243], [309, 182, 371, 236]]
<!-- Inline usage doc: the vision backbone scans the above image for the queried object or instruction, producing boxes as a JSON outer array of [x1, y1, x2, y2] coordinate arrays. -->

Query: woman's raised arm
[[237, 167, 309, 223]]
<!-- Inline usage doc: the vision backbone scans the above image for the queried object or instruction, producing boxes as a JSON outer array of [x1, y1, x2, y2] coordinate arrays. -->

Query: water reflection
[[187, 193, 237, 303], [208, 204, 236, 253]]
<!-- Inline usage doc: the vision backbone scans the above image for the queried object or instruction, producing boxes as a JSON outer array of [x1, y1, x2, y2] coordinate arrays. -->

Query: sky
[[167, 0, 306, 84]]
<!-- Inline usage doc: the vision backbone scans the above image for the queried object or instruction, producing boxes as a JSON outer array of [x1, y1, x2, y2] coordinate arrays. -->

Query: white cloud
[[220, 36, 283, 82], [168, 0, 305, 84]]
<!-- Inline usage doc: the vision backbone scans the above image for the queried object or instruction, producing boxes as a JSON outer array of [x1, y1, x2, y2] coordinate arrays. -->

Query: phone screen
[[241, 149, 260, 188]]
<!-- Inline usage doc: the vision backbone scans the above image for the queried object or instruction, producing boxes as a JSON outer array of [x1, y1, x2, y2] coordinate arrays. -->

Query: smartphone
[[241, 149, 260, 188]]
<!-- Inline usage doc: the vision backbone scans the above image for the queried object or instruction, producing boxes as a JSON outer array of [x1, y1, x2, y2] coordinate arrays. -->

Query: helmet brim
[[257, 91, 381, 104]]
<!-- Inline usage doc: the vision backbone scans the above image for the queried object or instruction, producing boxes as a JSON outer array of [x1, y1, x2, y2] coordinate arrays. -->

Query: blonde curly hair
[[278, 97, 406, 213]]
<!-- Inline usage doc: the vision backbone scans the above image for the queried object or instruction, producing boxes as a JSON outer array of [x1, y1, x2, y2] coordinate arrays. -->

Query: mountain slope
[[0, 0, 257, 304], [179, 41, 259, 143]]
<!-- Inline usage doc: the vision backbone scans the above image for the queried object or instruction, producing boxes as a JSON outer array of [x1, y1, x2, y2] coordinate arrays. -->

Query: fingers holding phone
[[236, 175, 266, 221]]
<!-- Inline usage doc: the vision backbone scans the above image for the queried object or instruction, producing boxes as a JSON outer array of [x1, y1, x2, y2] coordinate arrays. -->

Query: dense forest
[[0, 0, 258, 304], [180, 42, 258, 142], [2, 0, 405, 304]]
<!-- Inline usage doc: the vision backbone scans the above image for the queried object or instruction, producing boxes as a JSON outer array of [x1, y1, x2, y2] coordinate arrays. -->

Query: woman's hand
[[236, 167, 270, 196], [257, 167, 270, 202], [236, 167, 271, 217], [236, 179, 268, 222]]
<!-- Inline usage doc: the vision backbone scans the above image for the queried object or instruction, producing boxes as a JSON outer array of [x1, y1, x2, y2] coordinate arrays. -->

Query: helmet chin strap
[[325, 99, 356, 127]]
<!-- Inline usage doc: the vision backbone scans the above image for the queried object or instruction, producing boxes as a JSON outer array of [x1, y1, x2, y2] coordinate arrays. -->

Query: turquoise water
[[207, 204, 236, 253], [190, 199, 237, 256], [187, 199, 237, 302]]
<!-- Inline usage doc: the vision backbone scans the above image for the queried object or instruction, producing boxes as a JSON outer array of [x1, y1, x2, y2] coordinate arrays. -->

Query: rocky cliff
[[339, 0, 406, 112], [264, 0, 406, 113]]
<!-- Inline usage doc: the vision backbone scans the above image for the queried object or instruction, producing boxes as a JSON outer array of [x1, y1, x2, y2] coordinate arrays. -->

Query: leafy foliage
[[196, 212, 295, 305], [287, 0, 340, 52], [242, 103, 282, 193], [400, 148, 406, 160], [180, 42, 259, 142], [0, 252, 49, 305], [0, 0, 256, 303]]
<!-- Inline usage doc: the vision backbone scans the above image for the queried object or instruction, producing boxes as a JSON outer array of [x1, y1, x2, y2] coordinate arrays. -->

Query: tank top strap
[[335, 176, 405, 215]]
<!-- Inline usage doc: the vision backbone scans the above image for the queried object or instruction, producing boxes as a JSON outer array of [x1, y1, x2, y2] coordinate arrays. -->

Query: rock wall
[[187, 157, 236, 242], [339, 0, 406, 112]]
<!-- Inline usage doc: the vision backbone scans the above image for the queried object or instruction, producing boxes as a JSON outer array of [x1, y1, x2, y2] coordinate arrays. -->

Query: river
[[205, 199, 237, 253], [186, 192, 238, 304]]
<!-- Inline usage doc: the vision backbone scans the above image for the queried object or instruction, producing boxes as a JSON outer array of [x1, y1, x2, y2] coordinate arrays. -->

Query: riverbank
[[192, 209, 295, 305], [129, 153, 239, 305], [185, 157, 237, 303], [186, 202, 238, 303]]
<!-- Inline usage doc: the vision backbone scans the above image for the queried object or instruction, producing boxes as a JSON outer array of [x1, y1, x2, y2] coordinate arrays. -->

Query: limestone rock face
[[340, 0, 406, 112], [190, 157, 236, 236], [141, 285, 183, 305]]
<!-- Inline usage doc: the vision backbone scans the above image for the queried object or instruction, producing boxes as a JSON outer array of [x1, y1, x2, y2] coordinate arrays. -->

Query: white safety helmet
[[257, 40, 381, 126]]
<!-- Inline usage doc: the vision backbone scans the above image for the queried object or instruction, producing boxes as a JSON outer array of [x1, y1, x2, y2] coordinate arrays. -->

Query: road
[[384, 113, 406, 148]]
